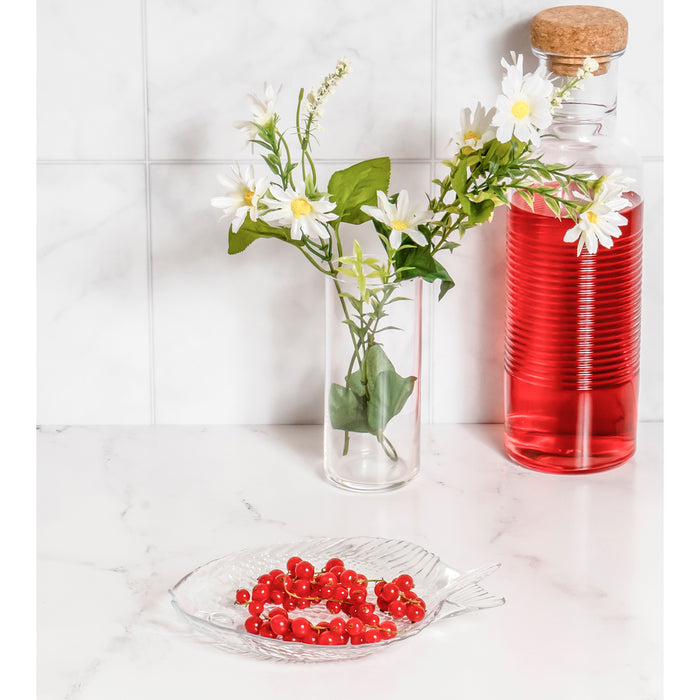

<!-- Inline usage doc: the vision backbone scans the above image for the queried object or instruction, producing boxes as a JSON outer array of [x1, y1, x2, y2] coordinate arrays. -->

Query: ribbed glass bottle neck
[[534, 47, 623, 137]]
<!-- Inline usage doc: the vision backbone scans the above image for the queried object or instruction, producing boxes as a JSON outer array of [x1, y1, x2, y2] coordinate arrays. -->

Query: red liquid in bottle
[[504, 192, 643, 473]]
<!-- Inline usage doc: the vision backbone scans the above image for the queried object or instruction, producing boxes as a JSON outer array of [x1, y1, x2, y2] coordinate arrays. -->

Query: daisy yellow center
[[586, 211, 598, 224], [511, 101, 530, 119], [291, 197, 312, 218], [392, 220, 408, 231], [243, 188, 255, 206], [463, 130, 480, 141]]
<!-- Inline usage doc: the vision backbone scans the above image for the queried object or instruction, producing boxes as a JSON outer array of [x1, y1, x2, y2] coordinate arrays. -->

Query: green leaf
[[367, 369, 416, 434], [465, 198, 495, 225], [346, 370, 367, 399], [328, 383, 372, 433], [327, 157, 391, 224], [452, 158, 469, 195], [363, 344, 396, 393], [227, 216, 290, 254], [394, 245, 456, 300], [360, 345, 416, 434]]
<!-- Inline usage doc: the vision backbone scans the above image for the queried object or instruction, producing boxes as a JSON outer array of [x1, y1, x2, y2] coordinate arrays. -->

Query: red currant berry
[[296, 597, 311, 610], [282, 632, 300, 642], [294, 560, 315, 580], [302, 631, 319, 645], [348, 586, 367, 604], [251, 583, 271, 602], [293, 578, 311, 597], [286, 556, 302, 574], [339, 569, 357, 587], [363, 628, 381, 644], [329, 565, 345, 578], [374, 581, 385, 597], [326, 600, 342, 614], [235, 589, 251, 604], [248, 600, 264, 616], [317, 572, 337, 587], [270, 589, 284, 605], [318, 630, 341, 645], [268, 568, 284, 580], [388, 600, 406, 618], [267, 606, 287, 619], [406, 604, 425, 622], [269, 614, 290, 635], [380, 583, 399, 602], [282, 597, 297, 611], [329, 617, 346, 635], [291, 617, 311, 637], [345, 617, 364, 636], [377, 597, 390, 612], [244, 616, 263, 634], [257, 573, 273, 586], [357, 602, 375, 622], [368, 614, 380, 626], [333, 585, 349, 602], [350, 633, 365, 645], [259, 622, 276, 638], [316, 585, 332, 599], [395, 574, 414, 591], [325, 558, 344, 571], [379, 621, 397, 639]]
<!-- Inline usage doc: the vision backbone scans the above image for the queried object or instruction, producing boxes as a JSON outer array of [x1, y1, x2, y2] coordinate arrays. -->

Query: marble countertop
[[37, 423, 662, 699]]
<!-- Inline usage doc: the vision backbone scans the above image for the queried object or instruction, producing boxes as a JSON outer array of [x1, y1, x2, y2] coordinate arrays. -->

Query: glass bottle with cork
[[503, 5, 644, 473]]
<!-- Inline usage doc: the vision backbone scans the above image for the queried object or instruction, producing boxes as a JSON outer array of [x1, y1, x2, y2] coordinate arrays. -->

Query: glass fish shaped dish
[[169, 536, 504, 662]]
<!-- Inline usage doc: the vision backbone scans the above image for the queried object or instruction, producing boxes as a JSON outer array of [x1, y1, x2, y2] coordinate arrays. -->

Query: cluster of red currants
[[235, 556, 427, 645]]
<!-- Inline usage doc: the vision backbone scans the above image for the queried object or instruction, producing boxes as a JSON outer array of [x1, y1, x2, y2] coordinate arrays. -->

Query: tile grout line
[[35, 154, 666, 165], [141, 0, 156, 425], [425, 0, 438, 426]]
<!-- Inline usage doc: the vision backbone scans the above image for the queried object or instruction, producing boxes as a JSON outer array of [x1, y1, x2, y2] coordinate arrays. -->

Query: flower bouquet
[[212, 54, 632, 490]]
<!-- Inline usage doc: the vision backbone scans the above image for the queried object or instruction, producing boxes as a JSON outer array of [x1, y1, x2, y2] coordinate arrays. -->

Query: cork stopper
[[531, 5, 628, 76]]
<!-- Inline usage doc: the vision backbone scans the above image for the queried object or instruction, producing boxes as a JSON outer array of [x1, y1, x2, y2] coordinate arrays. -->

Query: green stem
[[299, 246, 331, 275], [278, 131, 294, 190], [378, 432, 398, 461]]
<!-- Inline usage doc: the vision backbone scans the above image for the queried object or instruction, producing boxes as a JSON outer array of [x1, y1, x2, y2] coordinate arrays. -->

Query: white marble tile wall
[[37, 0, 664, 425]]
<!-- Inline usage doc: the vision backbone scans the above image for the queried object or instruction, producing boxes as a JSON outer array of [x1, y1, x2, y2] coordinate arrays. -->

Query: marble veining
[[37, 423, 662, 699]]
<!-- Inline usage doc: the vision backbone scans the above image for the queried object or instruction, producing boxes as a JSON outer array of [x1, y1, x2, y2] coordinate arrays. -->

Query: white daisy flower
[[453, 102, 497, 151], [595, 170, 635, 204], [360, 190, 433, 249], [261, 185, 338, 241], [210, 164, 270, 232], [493, 53, 555, 146], [234, 83, 280, 140], [564, 173, 633, 255]]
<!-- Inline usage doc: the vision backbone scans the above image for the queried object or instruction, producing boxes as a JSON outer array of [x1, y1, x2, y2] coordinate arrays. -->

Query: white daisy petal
[[389, 229, 403, 249]]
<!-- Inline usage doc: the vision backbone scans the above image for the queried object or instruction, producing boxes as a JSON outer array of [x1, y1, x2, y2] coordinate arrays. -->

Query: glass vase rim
[[328, 275, 422, 292]]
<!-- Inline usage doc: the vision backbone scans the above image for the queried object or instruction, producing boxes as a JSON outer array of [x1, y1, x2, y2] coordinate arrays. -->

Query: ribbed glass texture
[[504, 192, 643, 473]]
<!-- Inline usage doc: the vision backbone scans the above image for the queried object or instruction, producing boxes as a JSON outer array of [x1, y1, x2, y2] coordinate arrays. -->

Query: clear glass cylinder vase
[[323, 276, 422, 491]]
